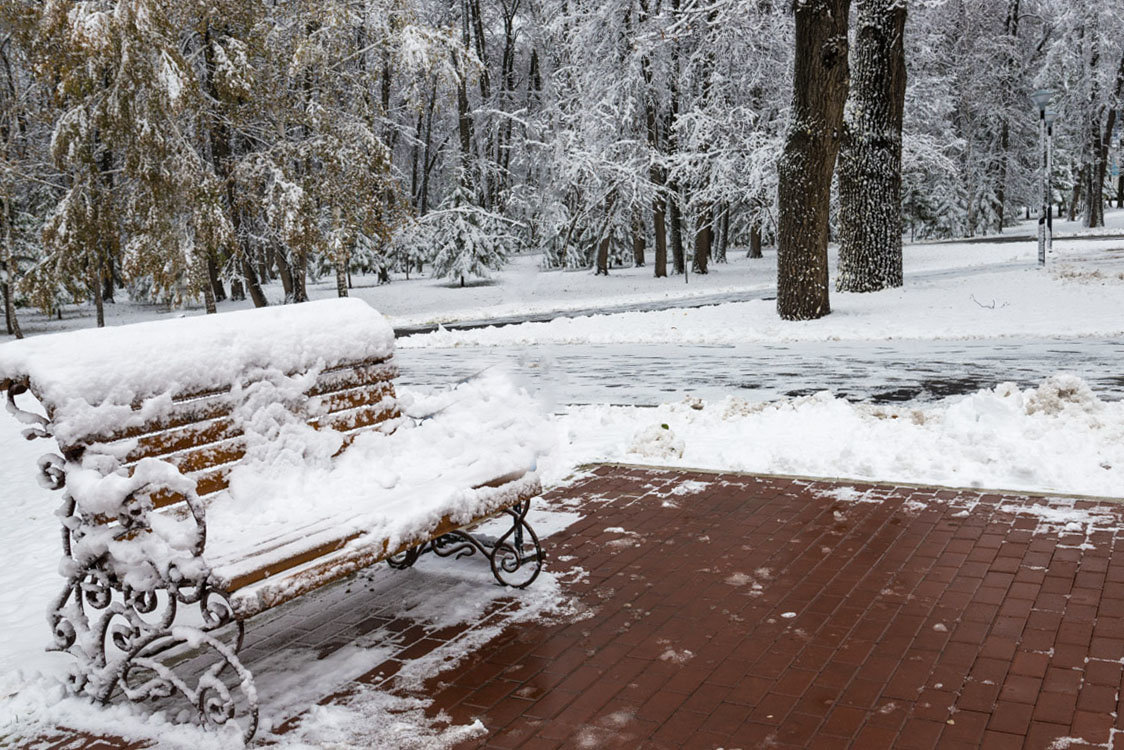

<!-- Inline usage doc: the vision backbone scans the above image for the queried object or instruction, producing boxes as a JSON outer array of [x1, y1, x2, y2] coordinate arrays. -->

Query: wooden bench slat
[[58, 358, 396, 454], [112, 380, 397, 467]]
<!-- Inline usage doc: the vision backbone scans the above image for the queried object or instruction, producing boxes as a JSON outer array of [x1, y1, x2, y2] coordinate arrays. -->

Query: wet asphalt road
[[395, 338, 1124, 407]]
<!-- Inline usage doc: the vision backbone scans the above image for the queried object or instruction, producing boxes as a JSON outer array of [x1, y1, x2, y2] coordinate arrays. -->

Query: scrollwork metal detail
[[114, 628, 259, 742], [5, 379, 52, 441], [388, 498, 544, 588]]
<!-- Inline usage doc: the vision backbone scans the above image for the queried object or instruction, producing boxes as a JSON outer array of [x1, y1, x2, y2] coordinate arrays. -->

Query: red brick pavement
[[430, 466, 1124, 749], [23, 465, 1124, 749]]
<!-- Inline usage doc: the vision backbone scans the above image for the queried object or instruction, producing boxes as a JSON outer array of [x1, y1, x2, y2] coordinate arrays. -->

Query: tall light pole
[[1030, 89, 1054, 267], [1045, 108, 1058, 251]]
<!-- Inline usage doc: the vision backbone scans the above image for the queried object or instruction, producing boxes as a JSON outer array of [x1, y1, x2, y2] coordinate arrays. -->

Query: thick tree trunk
[[230, 277, 245, 301], [639, 0, 666, 279], [202, 264, 217, 315], [1069, 173, 1083, 222], [2, 280, 19, 338], [836, 0, 906, 293], [776, 0, 851, 320], [1117, 173, 1123, 208], [994, 0, 1020, 234]]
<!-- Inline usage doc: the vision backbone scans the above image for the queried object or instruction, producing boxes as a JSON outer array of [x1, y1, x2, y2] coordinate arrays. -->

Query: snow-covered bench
[[0, 298, 545, 741]]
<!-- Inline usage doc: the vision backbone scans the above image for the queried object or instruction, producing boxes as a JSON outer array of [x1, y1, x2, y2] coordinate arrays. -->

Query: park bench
[[0, 298, 545, 741]]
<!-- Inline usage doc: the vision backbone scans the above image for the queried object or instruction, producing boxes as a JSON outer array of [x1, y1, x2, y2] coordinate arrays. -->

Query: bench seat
[[216, 471, 540, 618]]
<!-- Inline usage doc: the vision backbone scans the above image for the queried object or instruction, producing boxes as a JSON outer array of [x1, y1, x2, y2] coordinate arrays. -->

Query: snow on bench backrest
[[0, 298, 397, 453]]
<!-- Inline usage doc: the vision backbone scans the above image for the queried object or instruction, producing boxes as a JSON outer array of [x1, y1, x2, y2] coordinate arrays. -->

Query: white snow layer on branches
[[0, 298, 395, 443]]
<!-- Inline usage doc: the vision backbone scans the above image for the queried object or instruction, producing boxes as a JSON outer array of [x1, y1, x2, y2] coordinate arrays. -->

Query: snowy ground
[[3, 215, 1124, 746], [12, 208, 1124, 336]]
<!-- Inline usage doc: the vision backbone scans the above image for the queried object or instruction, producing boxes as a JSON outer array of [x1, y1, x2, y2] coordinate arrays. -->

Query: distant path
[[395, 337, 1124, 406], [929, 231, 1124, 245], [394, 234, 1124, 337], [392, 260, 1027, 337]]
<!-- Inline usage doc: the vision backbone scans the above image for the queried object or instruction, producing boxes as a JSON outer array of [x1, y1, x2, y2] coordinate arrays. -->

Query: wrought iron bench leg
[[386, 498, 545, 587]]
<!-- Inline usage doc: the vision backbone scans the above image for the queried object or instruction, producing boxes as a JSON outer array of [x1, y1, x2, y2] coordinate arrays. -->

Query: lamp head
[[1030, 89, 1055, 112], [1045, 108, 1059, 126]]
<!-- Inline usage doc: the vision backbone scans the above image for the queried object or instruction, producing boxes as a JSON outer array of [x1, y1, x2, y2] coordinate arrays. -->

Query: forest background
[[0, 0, 1121, 334]]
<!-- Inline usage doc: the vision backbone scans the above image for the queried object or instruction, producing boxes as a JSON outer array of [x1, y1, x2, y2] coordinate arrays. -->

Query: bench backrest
[[0, 299, 400, 516], [63, 356, 400, 511]]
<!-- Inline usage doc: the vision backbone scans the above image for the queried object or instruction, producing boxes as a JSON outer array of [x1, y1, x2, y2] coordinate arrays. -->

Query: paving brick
[[33, 468, 1124, 750]]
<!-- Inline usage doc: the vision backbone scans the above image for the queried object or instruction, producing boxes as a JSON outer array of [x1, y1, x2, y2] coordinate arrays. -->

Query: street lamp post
[[1030, 89, 1054, 267], [1045, 108, 1058, 251]]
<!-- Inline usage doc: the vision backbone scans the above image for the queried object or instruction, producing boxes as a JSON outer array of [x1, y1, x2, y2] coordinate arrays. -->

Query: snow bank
[[541, 374, 1124, 498], [0, 298, 395, 424]]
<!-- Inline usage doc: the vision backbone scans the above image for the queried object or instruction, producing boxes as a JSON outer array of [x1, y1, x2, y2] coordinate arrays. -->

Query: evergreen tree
[[427, 177, 514, 286]]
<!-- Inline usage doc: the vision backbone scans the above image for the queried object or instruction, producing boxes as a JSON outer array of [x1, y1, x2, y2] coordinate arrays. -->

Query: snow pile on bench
[[208, 371, 551, 608], [0, 298, 395, 441]]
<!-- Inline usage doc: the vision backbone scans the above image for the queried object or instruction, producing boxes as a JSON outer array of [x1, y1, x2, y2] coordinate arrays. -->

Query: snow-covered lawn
[[3, 222, 1124, 746], [401, 259, 1124, 348], [14, 207, 1124, 336]]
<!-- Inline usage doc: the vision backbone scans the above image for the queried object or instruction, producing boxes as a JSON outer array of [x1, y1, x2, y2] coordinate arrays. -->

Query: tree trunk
[[274, 246, 295, 301], [336, 262, 349, 297], [1117, 172, 1123, 208], [1069, 172, 1083, 222], [92, 255, 105, 327], [668, 193, 685, 274], [595, 235, 610, 275], [202, 263, 217, 315], [632, 212, 646, 267], [2, 204, 22, 339], [207, 254, 226, 302], [836, 0, 906, 293], [640, 0, 666, 279], [241, 256, 269, 308], [994, 0, 1020, 234], [293, 251, 309, 303], [653, 195, 668, 277], [230, 277, 245, 301], [714, 204, 729, 263], [1090, 54, 1124, 227], [749, 224, 763, 259], [693, 208, 712, 274], [776, 0, 850, 320]]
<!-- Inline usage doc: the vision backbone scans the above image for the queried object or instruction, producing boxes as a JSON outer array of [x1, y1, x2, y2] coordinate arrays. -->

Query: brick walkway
[[431, 466, 1124, 749], [24, 465, 1124, 749]]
